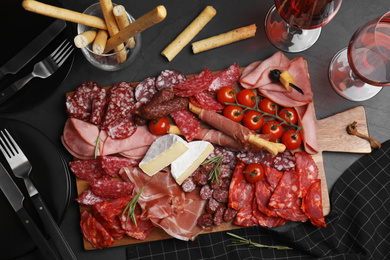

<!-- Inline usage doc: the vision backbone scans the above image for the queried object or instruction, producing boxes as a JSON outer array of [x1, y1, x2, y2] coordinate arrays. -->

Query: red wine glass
[[265, 0, 342, 53], [329, 12, 390, 101]]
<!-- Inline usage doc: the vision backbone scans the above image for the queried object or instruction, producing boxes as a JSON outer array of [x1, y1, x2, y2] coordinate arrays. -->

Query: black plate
[[0, 118, 71, 259], [0, 0, 74, 113]]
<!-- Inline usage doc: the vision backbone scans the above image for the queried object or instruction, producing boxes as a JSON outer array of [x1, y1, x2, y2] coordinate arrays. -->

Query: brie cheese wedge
[[139, 134, 188, 176], [171, 140, 214, 185]]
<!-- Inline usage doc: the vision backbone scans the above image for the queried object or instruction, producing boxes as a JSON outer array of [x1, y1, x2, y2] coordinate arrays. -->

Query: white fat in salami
[[170, 109, 200, 142], [295, 151, 319, 197], [100, 156, 139, 177], [207, 63, 240, 93], [75, 188, 108, 206], [156, 69, 186, 91], [90, 178, 134, 199], [268, 170, 299, 209], [106, 117, 137, 140], [301, 179, 326, 227], [69, 159, 105, 181], [135, 77, 157, 104]]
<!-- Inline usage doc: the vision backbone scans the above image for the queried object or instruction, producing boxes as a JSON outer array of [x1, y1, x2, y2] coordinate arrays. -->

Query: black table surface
[[2, 0, 390, 259]]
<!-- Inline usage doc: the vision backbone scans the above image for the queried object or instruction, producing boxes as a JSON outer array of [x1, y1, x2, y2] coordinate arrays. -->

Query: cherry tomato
[[258, 98, 279, 116], [236, 89, 256, 107], [223, 105, 244, 122], [217, 86, 236, 104], [244, 163, 264, 183], [278, 107, 298, 126], [148, 117, 169, 135], [282, 129, 302, 150], [261, 120, 283, 139], [242, 110, 264, 130]]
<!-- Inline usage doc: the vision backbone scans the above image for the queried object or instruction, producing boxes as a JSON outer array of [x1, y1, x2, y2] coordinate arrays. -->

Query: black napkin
[[127, 140, 390, 260]]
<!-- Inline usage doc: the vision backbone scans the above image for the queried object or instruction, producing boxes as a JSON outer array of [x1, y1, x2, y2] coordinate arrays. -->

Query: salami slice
[[262, 164, 283, 191], [301, 179, 326, 227], [69, 159, 105, 181], [181, 177, 196, 193], [208, 146, 236, 165], [170, 109, 200, 142], [90, 178, 134, 199], [213, 205, 226, 226], [268, 170, 299, 209], [135, 77, 157, 104], [80, 211, 114, 249], [191, 92, 225, 112], [272, 150, 296, 172], [295, 151, 319, 197], [120, 214, 155, 240], [100, 156, 139, 177], [207, 63, 240, 93], [233, 205, 255, 227], [274, 200, 308, 222], [252, 199, 287, 228], [228, 162, 254, 211], [173, 68, 213, 96], [254, 180, 278, 217], [106, 117, 137, 140], [156, 69, 186, 90], [92, 196, 133, 239], [75, 188, 108, 206], [90, 89, 107, 125]]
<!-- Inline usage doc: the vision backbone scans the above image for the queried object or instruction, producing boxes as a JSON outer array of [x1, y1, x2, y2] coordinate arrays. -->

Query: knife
[[0, 19, 66, 80], [0, 163, 60, 260]]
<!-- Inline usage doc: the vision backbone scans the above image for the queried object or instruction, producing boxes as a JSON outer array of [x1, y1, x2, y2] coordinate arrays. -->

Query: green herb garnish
[[201, 154, 223, 184], [226, 232, 292, 250], [122, 187, 144, 227], [94, 135, 101, 159]]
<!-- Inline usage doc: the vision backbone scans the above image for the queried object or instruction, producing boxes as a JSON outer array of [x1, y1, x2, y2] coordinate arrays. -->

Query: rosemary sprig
[[226, 232, 292, 250], [122, 187, 144, 227], [201, 154, 223, 184], [93, 135, 101, 159]]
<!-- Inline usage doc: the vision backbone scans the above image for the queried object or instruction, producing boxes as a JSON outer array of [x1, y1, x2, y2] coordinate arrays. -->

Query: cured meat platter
[[69, 70, 372, 249]]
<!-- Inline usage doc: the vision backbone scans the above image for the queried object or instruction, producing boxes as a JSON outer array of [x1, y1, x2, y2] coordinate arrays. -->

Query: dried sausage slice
[[156, 69, 186, 90], [207, 63, 240, 93], [120, 214, 155, 240], [228, 162, 253, 211], [268, 170, 299, 209], [302, 179, 326, 227], [80, 211, 114, 249], [100, 156, 139, 177], [135, 77, 157, 104], [295, 151, 319, 197], [90, 178, 134, 199], [69, 159, 105, 181], [170, 109, 200, 142], [173, 68, 213, 97], [75, 188, 108, 206]]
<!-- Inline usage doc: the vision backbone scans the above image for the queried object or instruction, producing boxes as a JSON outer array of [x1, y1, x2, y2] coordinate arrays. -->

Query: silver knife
[[0, 163, 61, 260], [0, 19, 66, 80]]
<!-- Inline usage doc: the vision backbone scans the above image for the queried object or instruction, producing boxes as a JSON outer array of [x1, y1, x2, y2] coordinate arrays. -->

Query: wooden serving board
[[70, 68, 372, 249], [76, 105, 372, 250]]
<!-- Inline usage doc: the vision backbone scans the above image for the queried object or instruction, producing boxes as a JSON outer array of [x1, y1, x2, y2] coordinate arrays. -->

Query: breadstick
[[192, 24, 257, 54], [104, 5, 167, 53], [22, 0, 107, 30], [99, 0, 127, 63], [93, 30, 109, 54], [113, 5, 136, 48], [74, 29, 97, 48], [161, 6, 216, 61]]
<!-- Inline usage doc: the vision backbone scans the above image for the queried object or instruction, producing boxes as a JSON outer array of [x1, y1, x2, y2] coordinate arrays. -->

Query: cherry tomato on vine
[[237, 89, 256, 107], [244, 163, 264, 183], [261, 120, 283, 139], [242, 110, 264, 130], [217, 86, 236, 104], [258, 98, 279, 116], [148, 117, 169, 135], [282, 129, 302, 150], [223, 105, 244, 122], [278, 107, 298, 126]]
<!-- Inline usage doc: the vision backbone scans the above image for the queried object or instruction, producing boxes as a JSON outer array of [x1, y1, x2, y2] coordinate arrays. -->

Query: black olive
[[269, 69, 281, 82]]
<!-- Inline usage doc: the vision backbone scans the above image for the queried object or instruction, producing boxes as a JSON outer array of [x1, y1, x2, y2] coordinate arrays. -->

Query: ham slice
[[62, 118, 156, 159], [119, 167, 206, 241]]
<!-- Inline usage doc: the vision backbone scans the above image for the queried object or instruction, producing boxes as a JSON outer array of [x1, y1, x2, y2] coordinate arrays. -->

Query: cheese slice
[[139, 134, 188, 176], [171, 141, 214, 185]]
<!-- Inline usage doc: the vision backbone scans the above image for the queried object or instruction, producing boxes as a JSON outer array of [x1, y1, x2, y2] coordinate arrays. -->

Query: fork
[[0, 129, 77, 260], [0, 39, 73, 105]]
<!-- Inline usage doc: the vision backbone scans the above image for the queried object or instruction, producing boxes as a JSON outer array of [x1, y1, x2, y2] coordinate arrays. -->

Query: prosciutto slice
[[119, 167, 206, 241]]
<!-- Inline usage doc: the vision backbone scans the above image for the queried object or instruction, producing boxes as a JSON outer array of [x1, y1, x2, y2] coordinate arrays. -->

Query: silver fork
[[0, 39, 74, 105], [0, 129, 77, 260]]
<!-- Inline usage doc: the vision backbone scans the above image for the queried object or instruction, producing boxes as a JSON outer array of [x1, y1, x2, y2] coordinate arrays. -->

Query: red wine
[[275, 0, 341, 29], [348, 17, 390, 86]]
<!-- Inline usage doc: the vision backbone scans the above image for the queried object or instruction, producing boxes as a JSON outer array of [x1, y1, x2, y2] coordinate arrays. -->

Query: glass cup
[[77, 3, 141, 71]]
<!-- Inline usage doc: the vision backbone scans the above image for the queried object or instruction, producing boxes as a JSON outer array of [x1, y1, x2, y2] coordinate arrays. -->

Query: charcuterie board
[[73, 86, 371, 250]]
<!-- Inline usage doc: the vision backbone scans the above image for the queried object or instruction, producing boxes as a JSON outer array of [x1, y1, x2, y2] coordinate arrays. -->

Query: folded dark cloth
[[127, 140, 390, 260]]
